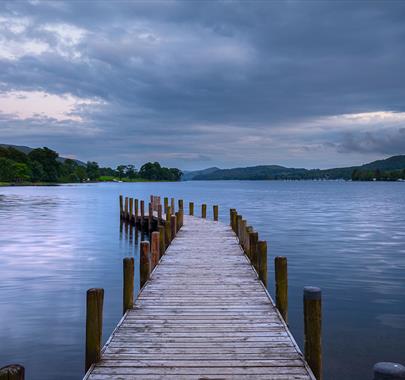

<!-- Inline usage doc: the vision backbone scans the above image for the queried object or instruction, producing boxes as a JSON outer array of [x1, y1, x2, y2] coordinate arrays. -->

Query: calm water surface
[[0, 181, 404, 379]]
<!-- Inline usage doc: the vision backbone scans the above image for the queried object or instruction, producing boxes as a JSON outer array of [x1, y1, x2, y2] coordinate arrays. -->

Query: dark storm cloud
[[0, 1, 404, 168]]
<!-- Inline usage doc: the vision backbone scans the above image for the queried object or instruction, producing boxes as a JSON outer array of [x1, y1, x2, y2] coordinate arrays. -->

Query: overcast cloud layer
[[0, 0, 404, 169]]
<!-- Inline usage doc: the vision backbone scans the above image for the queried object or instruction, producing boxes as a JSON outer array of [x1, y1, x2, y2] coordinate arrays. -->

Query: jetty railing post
[[119, 195, 123, 218], [165, 206, 172, 248], [171, 198, 175, 214], [245, 225, 252, 256], [134, 199, 139, 222], [0, 365, 25, 380], [189, 202, 194, 216], [85, 288, 104, 373], [158, 204, 162, 225], [178, 199, 184, 211], [236, 215, 242, 239], [275, 256, 288, 322], [140, 241, 150, 288], [148, 202, 153, 230], [171, 214, 177, 241], [124, 197, 129, 220], [230, 208, 235, 229], [123, 257, 134, 314], [129, 198, 133, 222], [240, 220, 247, 249], [175, 211, 180, 232], [151, 231, 160, 270], [257, 240, 268, 287], [373, 362, 405, 379], [213, 205, 218, 221], [249, 231, 258, 269], [304, 286, 322, 380], [164, 197, 168, 214], [158, 225, 165, 258], [231, 210, 237, 233], [140, 200, 145, 227], [201, 204, 207, 218]]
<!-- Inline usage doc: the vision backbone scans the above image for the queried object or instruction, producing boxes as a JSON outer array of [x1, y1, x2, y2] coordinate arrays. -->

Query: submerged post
[[275, 256, 288, 322], [189, 202, 194, 216], [119, 195, 123, 218], [0, 365, 25, 380], [151, 231, 160, 270], [304, 286, 322, 380], [140, 200, 145, 226], [123, 257, 134, 314], [140, 241, 150, 288], [85, 288, 104, 373], [124, 197, 129, 220], [373, 363, 405, 379], [213, 205, 219, 221], [134, 199, 139, 220], [129, 198, 133, 221], [257, 240, 268, 288], [201, 204, 207, 218], [158, 225, 165, 258]]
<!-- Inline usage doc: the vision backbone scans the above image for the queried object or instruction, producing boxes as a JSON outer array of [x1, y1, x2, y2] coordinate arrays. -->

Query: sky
[[0, 0, 404, 170]]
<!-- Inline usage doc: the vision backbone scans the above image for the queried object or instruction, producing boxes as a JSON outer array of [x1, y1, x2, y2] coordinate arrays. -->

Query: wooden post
[[165, 206, 171, 248], [123, 257, 134, 314], [236, 215, 242, 239], [134, 199, 139, 220], [257, 240, 268, 288], [230, 208, 235, 227], [124, 197, 128, 220], [171, 198, 175, 214], [304, 286, 322, 380], [164, 197, 168, 214], [231, 210, 237, 232], [158, 204, 162, 225], [240, 220, 246, 249], [85, 288, 104, 373], [249, 231, 258, 269], [373, 363, 405, 379], [189, 202, 194, 216], [119, 195, 123, 218], [171, 214, 177, 241], [245, 225, 252, 255], [178, 199, 184, 210], [140, 241, 150, 288], [129, 198, 133, 221], [159, 225, 165, 258], [140, 200, 145, 226], [213, 205, 218, 221], [0, 365, 25, 380], [201, 204, 207, 218], [175, 211, 180, 232], [151, 231, 160, 270], [179, 209, 184, 227], [148, 202, 153, 230], [275, 256, 288, 322]]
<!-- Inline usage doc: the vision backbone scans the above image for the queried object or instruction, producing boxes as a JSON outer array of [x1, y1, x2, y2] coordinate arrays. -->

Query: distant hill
[[0, 144, 86, 166], [181, 167, 220, 181], [192, 155, 405, 180]]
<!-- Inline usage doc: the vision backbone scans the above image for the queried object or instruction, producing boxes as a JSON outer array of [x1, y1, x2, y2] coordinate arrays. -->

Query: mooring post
[[245, 225, 252, 256], [140, 200, 145, 227], [123, 257, 134, 314], [119, 195, 123, 218], [171, 198, 175, 214], [240, 220, 247, 249], [140, 241, 150, 288], [134, 199, 139, 221], [201, 204, 207, 218], [124, 197, 129, 220], [171, 214, 177, 241], [236, 215, 242, 239], [232, 210, 238, 233], [230, 208, 235, 228], [275, 256, 288, 322], [189, 202, 194, 216], [178, 199, 184, 211], [151, 231, 160, 270], [373, 362, 405, 379], [257, 240, 268, 288], [85, 288, 104, 373], [129, 198, 133, 222], [175, 211, 180, 232], [213, 205, 219, 221], [148, 202, 153, 230], [164, 197, 168, 214], [249, 231, 258, 269], [158, 225, 165, 258], [179, 209, 184, 227], [165, 206, 171, 248], [0, 365, 25, 380], [304, 286, 322, 380], [158, 204, 162, 225]]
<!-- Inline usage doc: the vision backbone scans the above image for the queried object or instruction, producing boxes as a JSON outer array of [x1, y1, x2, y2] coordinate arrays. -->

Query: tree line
[[351, 168, 405, 181], [0, 146, 182, 183]]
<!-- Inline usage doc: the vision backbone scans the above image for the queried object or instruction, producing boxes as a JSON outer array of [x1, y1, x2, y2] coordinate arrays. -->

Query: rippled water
[[0, 181, 404, 379]]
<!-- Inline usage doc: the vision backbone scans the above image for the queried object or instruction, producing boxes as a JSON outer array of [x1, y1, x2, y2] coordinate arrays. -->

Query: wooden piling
[[201, 204, 207, 218], [119, 195, 123, 218], [275, 256, 288, 322], [178, 199, 184, 210], [140, 200, 145, 226], [85, 288, 104, 373], [236, 215, 242, 238], [171, 198, 175, 214], [140, 241, 150, 288], [257, 240, 268, 288], [158, 204, 162, 225], [230, 208, 235, 228], [189, 202, 194, 216], [134, 199, 138, 220], [213, 205, 219, 221], [148, 202, 153, 230], [0, 365, 25, 380], [165, 206, 171, 248], [231, 210, 237, 232], [175, 211, 180, 232], [164, 197, 168, 214], [129, 198, 133, 221], [123, 257, 134, 314], [151, 231, 160, 270], [124, 197, 128, 220], [179, 209, 184, 227], [304, 286, 322, 380], [245, 225, 253, 255], [249, 231, 258, 269], [171, 215, 177, 241], [158, 225, 165, 258], [240, 220, 247, 249]]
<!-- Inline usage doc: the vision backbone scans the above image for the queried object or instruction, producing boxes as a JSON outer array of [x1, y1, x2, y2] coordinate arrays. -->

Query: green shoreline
[[0, 179, 177, 187]]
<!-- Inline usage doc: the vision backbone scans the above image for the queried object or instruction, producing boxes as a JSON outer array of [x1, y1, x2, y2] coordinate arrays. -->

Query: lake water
[[0, 181, 404, 379]]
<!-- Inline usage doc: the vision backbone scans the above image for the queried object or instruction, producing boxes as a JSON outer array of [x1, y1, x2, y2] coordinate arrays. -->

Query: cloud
[[0, 1, 404, 169]]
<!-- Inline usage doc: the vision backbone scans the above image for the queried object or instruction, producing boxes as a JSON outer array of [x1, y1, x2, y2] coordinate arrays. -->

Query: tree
[[28, 147, 60, 182], [12, 163, 31, 182], [86, 161, 100, 180], [0, 157, 15, 181], [125, 165, 138, 179], [116, 165, 126, 179]]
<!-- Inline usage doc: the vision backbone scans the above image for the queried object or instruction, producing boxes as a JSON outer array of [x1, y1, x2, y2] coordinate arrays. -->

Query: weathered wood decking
[[85, 215, 315, 379]]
